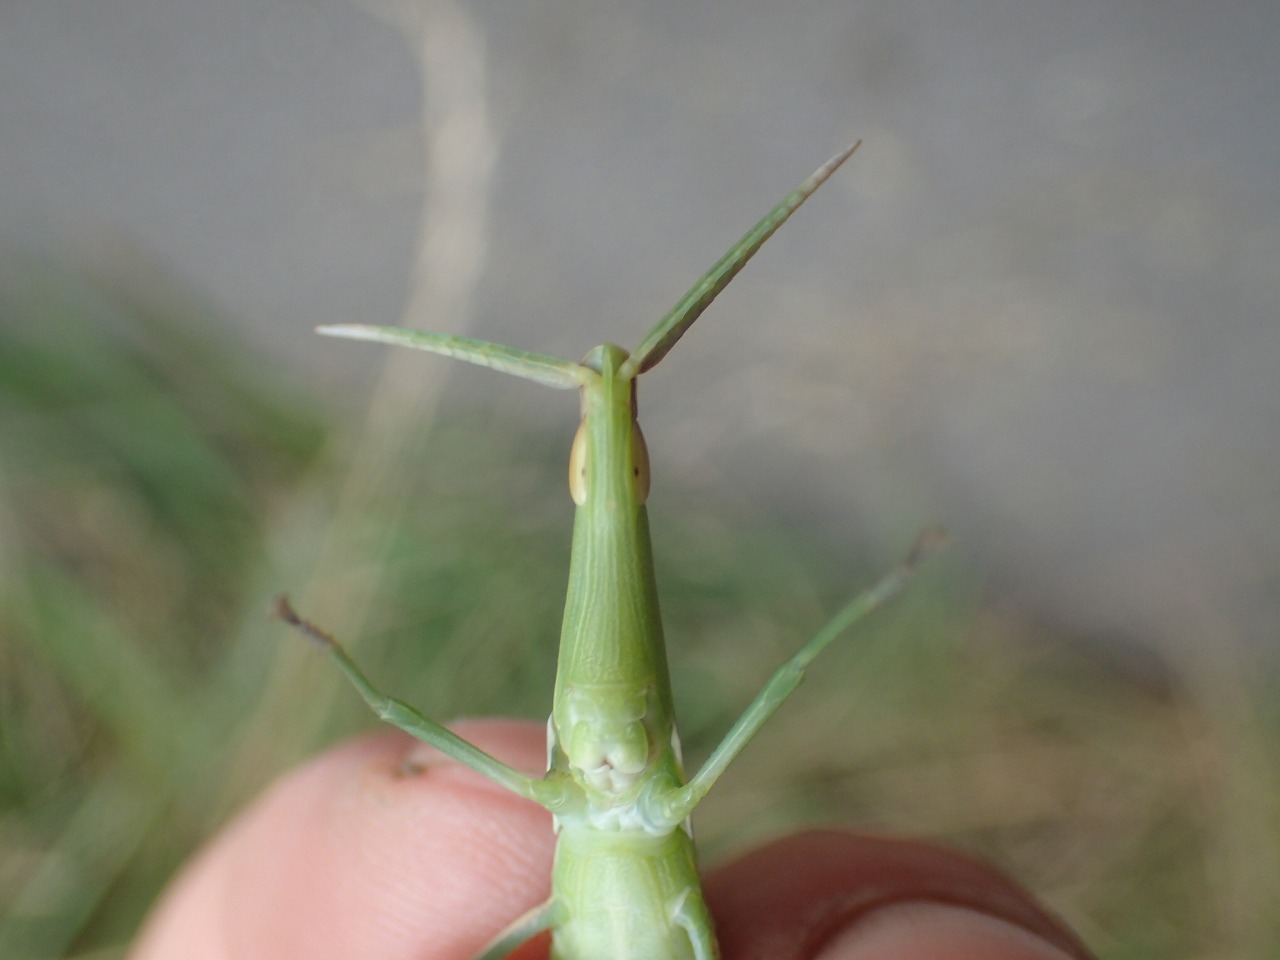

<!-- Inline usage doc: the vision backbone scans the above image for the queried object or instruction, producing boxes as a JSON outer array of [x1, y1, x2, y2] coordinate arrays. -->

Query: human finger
[[704, 830, 1093, 960], [129, 721, 554, 960]]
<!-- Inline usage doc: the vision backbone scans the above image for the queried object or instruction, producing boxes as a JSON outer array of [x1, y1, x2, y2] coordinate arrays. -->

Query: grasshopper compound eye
[[630, 423, 651, 505], [568, 419, 588, 505], [567, 418, 651, 506]]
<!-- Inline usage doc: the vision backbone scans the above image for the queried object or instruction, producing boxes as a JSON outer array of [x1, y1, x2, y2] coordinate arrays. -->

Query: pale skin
[[133, 145, 1095, 959]]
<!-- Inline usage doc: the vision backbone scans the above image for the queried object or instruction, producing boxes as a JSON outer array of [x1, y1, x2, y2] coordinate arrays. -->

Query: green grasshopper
[[278, 141, 945, 960]]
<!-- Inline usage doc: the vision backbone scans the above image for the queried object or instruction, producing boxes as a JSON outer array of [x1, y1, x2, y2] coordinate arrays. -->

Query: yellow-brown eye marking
[[569, 420, 588, 505], [631, 423, 651, 504]]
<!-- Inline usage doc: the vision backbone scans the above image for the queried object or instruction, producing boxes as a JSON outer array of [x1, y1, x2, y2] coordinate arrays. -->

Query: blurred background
[[1, 0, 1277, 957]]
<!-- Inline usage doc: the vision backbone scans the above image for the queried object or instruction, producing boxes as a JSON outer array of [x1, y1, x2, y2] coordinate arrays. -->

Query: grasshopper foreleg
[[273, 596, 568, 807], [661, 527, 948, 823]]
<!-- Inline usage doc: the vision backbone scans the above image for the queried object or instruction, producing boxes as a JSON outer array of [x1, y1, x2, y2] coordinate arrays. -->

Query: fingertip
[[705, 831, 1092, 960], [131, 721, 554, 960], [815, 903, 1080, 960]]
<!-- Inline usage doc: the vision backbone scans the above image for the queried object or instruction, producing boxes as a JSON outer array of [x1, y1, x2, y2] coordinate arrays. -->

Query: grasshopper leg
[[671, 886, 718, 960], [660, 528, 948, 824], [473, 897, 562, 960], [273, 596, 568, 807]]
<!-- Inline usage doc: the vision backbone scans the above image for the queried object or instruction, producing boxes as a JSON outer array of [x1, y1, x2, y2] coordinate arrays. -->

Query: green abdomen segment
[[551, 825, 715, 960]]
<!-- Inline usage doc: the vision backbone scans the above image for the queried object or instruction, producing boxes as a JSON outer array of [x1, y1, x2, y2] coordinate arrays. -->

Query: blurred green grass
[[1, 260, 1277, 959]]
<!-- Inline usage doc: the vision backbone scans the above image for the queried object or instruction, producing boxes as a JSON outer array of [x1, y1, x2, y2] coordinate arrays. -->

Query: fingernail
[[814, 902, 1079, 960]]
